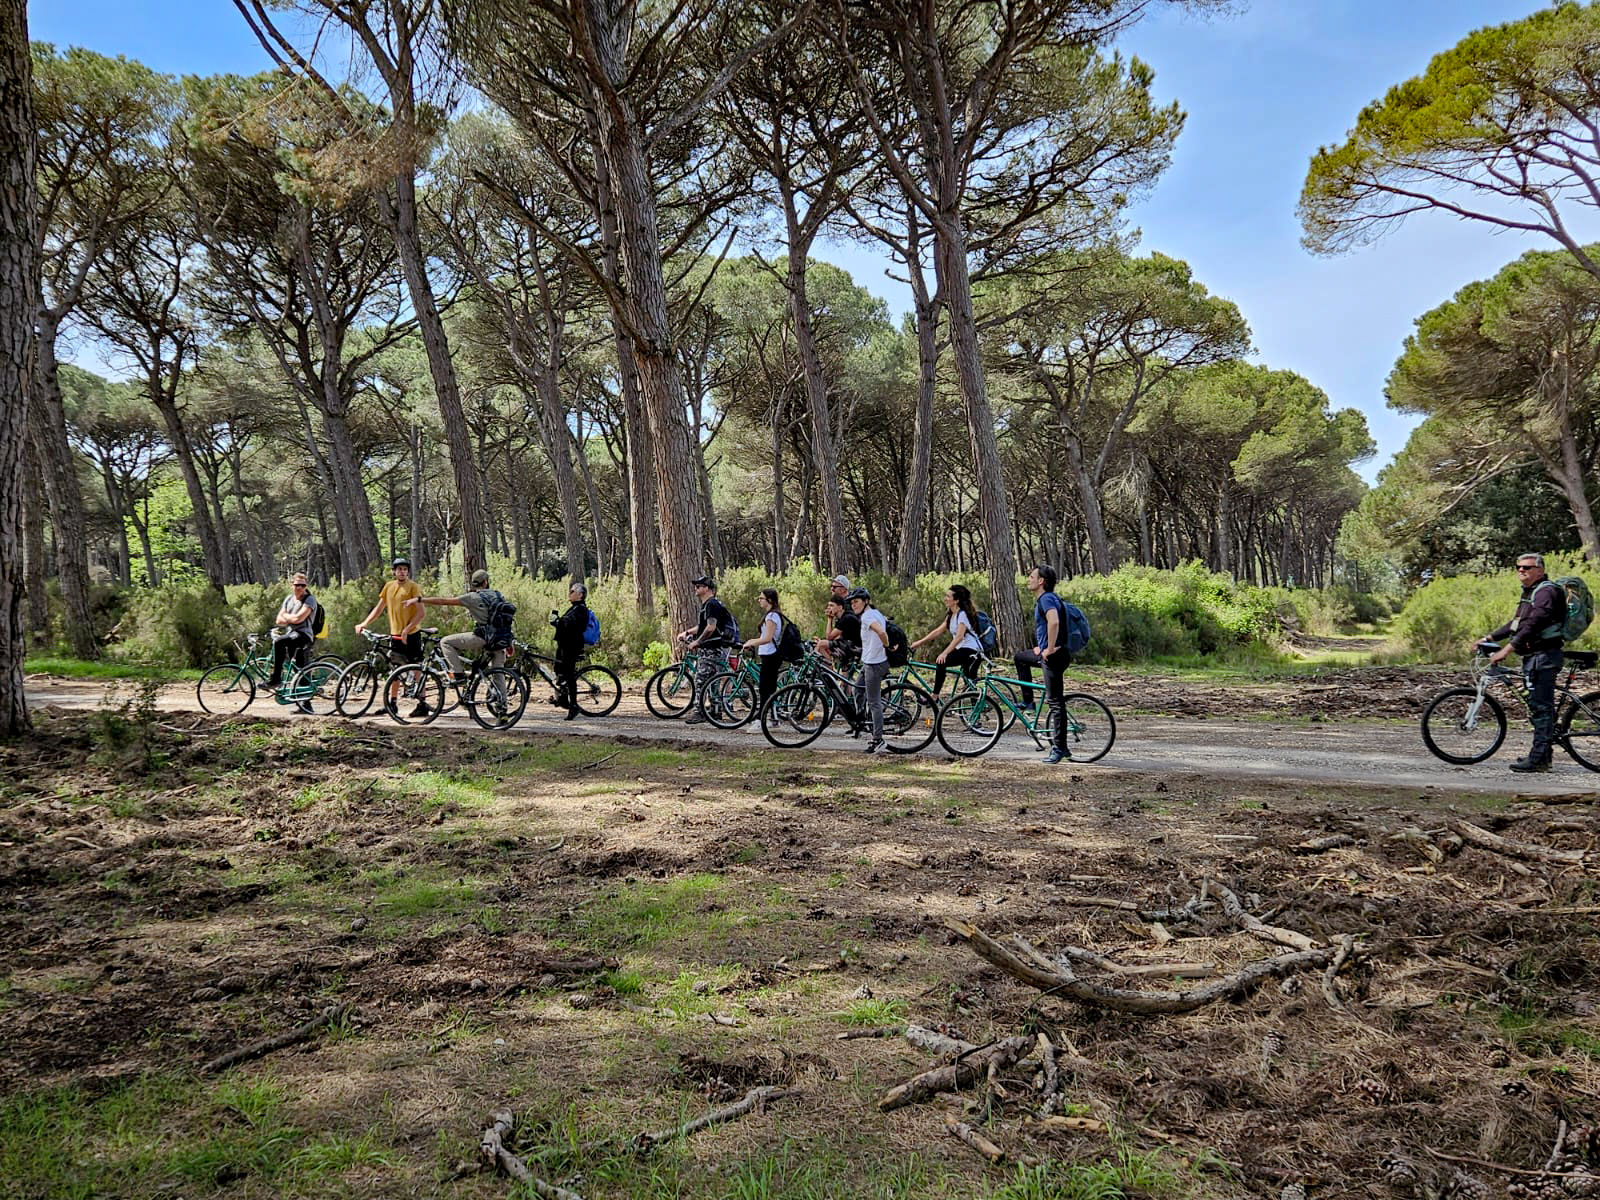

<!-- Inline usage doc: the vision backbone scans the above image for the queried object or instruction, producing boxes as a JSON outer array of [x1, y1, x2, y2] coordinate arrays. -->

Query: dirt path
[[27, 674, 1597, 796]]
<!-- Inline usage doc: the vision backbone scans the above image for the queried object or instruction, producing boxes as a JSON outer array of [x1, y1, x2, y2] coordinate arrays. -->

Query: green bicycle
[[934, 662, 1114, 761], [644, 646, 730, 719], [696, 650, 810, 728], [196, 632, 341, 716]]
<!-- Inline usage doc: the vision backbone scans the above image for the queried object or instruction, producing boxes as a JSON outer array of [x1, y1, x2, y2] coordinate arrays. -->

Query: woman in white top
[[741, 587, 787, 707], [910, 584, 983, 696]]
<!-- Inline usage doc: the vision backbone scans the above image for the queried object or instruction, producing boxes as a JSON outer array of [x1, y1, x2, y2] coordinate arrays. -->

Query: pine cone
[[1381, 1155, 1420, 1196], [1279, 1184, 1306, 1200]]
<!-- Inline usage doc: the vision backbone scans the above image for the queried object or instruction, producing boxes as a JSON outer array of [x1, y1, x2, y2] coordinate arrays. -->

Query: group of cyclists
[[260, 558, 1085, 761]]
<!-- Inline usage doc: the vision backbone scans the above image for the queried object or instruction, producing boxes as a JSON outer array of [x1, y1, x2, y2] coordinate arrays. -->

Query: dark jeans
[[556, 648, 581, 711], [758, 652, 784, 705], [932, 648, 980, 695], [268, 630, 311, 685], [1524, 649, 1563, 762], [1015, 647, 1071, 752]]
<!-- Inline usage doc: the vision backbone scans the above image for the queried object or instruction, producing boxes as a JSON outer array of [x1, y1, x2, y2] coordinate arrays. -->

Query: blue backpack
[[1062, 602, 1091, 654], [973, 610, 998, 654], [583, 609, 601, 646]]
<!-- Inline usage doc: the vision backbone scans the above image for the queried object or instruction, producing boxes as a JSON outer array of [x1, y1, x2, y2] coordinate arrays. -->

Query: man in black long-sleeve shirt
[[1484, 553, 1567, 772], [551, 582, 590, 721]]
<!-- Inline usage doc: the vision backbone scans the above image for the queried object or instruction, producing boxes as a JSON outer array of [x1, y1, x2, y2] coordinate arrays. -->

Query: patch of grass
[[377, 768, 496, 814], [379, 877, 481, 918], [555, 873, 737, 951], [285, 1129, 402, 1175], [25, 656, 183, 681], [1497, 1010, 1600, 1061], [602, 969, 646, 996], [983, 1147, 1206, 1199], [838, 996, 907, 1026]]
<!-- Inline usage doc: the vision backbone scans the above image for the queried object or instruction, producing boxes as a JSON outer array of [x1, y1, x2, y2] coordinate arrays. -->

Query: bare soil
[[2, 678, 1598, 1199]]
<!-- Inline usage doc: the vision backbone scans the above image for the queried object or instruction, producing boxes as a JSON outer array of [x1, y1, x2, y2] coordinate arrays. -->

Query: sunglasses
[[1515, 565, 1536, 571]]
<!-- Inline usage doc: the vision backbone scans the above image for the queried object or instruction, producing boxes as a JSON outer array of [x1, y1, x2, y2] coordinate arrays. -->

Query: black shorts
[[388, 632, 423, 665]]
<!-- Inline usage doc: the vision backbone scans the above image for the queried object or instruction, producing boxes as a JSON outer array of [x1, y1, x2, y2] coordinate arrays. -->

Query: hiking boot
[[683, 713, 707, 725], [1042, 748, 1066, 765], [1508, 756, 1551, 773], [410, 701, 431, 719], [864, 739, 884, 754], [564, 708, 580, 721]]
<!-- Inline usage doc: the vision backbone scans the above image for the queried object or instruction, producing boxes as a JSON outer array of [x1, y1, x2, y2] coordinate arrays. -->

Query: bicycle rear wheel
[[881, 683, 936, 754], [1560, 690, 1600, 772], [645, 664, 695, 718], [1058, 693, 1115, 763], [384, 665, 446, 725], [466, 668, 529, 730], [761, 684, 830, 748], [699, 669, 757, 728], [573, 665, 622, 717], [197, 664, 255, 715], [935, 692, 1004, 757], [1420, 687, 1506, 764], [335, 661, 380, 718], [288, 661, 340, 714]]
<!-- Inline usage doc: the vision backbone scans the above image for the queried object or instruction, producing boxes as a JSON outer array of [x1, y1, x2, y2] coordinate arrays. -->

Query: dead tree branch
[[1453, 820, 1596, 868], [480, 1111, 584, 1200], [201, 1003, 349, 1074]]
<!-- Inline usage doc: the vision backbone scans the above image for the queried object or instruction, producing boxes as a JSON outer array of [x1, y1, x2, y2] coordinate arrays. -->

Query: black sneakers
[[1508, 757, 1552, 773]]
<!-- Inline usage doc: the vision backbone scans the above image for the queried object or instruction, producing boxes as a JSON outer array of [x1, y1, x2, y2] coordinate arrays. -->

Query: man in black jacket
[[1484, 553, 1567, 772], [551, 581, 590, 721]]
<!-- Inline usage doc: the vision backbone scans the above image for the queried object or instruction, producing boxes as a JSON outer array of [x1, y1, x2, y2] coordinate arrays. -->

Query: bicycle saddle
[[1568, 649, 1598, 669]]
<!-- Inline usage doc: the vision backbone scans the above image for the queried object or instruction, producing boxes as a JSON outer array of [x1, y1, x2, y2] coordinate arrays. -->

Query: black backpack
[[777, 616, 805, 662], [884, 619, 910, 668], [475, 589, 517, 650], [309, 598, 326, 638]]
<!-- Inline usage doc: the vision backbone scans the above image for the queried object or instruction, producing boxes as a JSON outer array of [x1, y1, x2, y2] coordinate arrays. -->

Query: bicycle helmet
[[391, 556, 411, 568], [845, 587, 870, 602]]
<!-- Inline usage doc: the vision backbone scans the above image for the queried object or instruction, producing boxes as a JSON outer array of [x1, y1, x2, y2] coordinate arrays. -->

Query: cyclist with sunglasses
[[1481, 553, 1567, 773]]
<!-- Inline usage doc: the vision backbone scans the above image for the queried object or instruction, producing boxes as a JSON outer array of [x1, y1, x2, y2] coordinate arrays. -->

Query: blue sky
[[31, 0, 1583, 481]]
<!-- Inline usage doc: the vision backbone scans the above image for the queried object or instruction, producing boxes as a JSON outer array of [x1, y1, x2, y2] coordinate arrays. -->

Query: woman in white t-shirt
[[910, 584, 983, 696], [741, 587, 788, 707]]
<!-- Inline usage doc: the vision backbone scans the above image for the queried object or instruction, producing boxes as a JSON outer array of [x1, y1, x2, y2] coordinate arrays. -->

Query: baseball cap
[[830, 574, 850, 588], [470, 568, 490, 587], [691, 575, 715, 588]]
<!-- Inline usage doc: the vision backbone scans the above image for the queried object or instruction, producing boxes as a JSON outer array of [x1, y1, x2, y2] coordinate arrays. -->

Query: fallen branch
[[1035, 1033, 1060, 1119], [948, 919, 1336, 1016], [904, 1024, 975, 1057], [1052, 944, 1214, 980], [575, 750, 621, 772], [1320, 935, 1355, 1016], [202, 1003, 349, 1074], [1453, 820, 1594, 868], [878, 1036, 1032, 1111], [1208, 881, 1321, 952], [1029, 1114, 1110, 1135], [945, 1113, 1006, 1163], [837, 1025, 902, 1040], [591, 1086, 794, 1156], [1425, 1144, 1590, 1180], [1292, 835, 1355, 855], [480, 1110, 584, 1200]]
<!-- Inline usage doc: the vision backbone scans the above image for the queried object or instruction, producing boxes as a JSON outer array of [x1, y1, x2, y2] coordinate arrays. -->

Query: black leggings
[[932, 648, 980, 695], [758, 653, 785, 705], [268, 631, 311, 684]]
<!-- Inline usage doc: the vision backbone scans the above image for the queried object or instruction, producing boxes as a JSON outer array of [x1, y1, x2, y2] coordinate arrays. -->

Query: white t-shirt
[[948, 611, 981, 653], [859, 606, 888, 665], [757, 610, 781, 656]]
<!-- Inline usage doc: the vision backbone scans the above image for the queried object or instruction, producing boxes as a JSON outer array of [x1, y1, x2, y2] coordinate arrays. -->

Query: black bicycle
[[382, 630, 530, 730], [1421, 642, 1600, 769], [759, 658, 935, 753], [505, 639, 622, 717]]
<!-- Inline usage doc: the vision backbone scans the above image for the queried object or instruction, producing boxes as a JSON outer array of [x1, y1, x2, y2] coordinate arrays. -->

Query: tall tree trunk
[[897, 242, 939, 585], [771, 400, 785, 573], [320, 406, 382, 579], [932, 219, 1024, 649], [571, 425, 607, 578], [380, 174, 486, 574], [30, 324, 97, 658], [785, 250, 850, 575], [408, 423, 424, 563], [0, 0, 34, 730], [532, 368, 586, 579], [22, 438, 47, 642], [145, 384, 228, 594], [1214, 485, 1233, 575]]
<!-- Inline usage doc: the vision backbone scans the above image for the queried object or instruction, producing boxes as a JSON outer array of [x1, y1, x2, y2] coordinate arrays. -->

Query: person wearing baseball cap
[[677, 574, 738, 722]]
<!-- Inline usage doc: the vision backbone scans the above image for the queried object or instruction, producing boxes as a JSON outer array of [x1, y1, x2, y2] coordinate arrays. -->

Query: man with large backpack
[[420, 568, 515, 681], [678, 575, 739, 724], [1482, 553, 1579, 772]]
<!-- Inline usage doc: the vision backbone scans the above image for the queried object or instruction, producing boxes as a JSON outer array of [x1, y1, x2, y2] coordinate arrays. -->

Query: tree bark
[[785, 242, 850, 576], [934, 220, 1024, 650], [30, 323, 97, 658], [0, 0, 34, 729], [896, 220, 939, 585], [22, 436, 47, 642]]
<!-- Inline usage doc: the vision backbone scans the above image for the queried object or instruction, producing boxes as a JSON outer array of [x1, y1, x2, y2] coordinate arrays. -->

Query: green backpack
[[1536, 576, 1595, 643]]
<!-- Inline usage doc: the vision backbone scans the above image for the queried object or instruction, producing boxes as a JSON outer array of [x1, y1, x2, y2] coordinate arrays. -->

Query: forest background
[[7, 0, 1600, 704]]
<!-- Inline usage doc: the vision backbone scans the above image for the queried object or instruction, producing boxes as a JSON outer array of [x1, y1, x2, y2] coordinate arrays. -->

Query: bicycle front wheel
[[761, 684, 830, 748], [335, 661, 380, 718], [881, 683, 936, 754], [1560, 690, 1600, 772], [935, 691, 1004, 757], [1059, 693, 1115, 763], [1421, 687, 1506, 764], [574, 665, 622, 717], [384, 664, 446, 725], [645, 664, 695, 718], [197, 664, 255, 715], [467, 668, 529, 730], [699, 669, 757, 728]]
